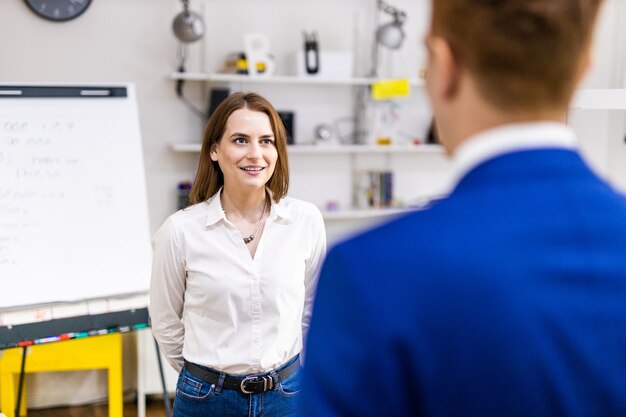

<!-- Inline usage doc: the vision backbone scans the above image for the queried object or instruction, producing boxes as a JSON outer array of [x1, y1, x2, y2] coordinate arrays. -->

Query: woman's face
[[210, 108, 278, 194]]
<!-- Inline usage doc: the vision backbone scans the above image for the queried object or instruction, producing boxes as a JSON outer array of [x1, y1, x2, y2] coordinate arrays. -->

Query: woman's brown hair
[[188, 92, 289, 205]]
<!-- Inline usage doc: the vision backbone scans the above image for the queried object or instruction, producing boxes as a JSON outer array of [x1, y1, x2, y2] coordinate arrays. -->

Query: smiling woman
[[149, 92, 327, 417], [210, 108, 279, 211], [191, 92, 289, 208]]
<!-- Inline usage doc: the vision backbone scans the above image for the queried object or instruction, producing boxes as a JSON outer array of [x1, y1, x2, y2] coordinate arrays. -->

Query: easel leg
[[15, 347, 26, 417]]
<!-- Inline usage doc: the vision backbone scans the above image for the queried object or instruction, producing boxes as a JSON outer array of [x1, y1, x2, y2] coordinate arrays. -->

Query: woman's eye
[[261, 138, 274, 145], [234, 137, 246, 144]]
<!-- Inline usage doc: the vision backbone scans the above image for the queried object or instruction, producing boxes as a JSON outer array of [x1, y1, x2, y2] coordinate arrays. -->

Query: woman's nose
[[246, 142, 262, 159]]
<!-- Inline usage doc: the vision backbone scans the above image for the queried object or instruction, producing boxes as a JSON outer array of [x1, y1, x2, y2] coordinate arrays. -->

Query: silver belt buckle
[[240, 376, 256, 394], [240, 375, 272, 394]]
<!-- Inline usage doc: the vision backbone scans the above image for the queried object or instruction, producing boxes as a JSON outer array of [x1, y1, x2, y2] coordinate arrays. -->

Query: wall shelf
[[170, 72, 425, 87], [170, 74, 626, 109], [570, 89, 626, 110], [170, 143, 444, 154], [322, 207, 413, 220], [170, 143, 202, 152], [168, 72, 443, 224]]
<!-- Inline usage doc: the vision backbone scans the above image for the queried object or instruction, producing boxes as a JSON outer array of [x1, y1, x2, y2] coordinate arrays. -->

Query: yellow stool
[[0, 333, 123, 417]]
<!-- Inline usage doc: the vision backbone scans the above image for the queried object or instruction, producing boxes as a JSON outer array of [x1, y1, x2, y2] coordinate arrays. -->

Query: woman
[[150, 92, 326, 417]]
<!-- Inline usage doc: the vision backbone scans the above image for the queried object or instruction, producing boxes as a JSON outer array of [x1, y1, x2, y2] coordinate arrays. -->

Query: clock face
[[25, 0, 92, 22]]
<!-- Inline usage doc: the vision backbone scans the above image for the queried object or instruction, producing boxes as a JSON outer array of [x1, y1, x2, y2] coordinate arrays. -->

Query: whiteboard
[[0, 84, 152, 309]]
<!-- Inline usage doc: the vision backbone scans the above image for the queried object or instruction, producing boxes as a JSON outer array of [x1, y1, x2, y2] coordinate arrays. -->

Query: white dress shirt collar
[[450, 122, 578, 187], [204, 188, 293, 227]]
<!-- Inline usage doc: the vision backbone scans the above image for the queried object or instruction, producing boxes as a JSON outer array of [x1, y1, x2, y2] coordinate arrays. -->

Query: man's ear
[[427, 36, 460, 100], [575, 44, 593, 86]]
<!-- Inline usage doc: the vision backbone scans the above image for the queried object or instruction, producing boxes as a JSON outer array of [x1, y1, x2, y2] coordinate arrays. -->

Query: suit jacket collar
[[452, 148, 593, 196], [450, 122, 577, 189]]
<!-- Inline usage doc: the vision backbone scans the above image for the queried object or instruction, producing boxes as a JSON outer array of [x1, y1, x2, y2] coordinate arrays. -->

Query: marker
[[80, 89, 111, 97], [133, 323, 148, 330], [18, 340, 33, 347], [35, 336, 60, 344], [75, 332, 89, 338], [0, 90, 23, 96]]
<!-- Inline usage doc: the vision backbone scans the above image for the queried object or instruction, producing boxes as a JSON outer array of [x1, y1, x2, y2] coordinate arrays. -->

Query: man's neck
[[436, 74, 570, 155], [443, 107, 569, 156]]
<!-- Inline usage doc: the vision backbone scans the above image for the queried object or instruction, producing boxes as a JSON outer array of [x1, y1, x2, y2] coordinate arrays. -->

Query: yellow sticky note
[[371, 79, 411, 100]]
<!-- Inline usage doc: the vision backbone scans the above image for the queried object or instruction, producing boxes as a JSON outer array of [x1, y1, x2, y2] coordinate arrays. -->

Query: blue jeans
[[173, 356, 301, 417]]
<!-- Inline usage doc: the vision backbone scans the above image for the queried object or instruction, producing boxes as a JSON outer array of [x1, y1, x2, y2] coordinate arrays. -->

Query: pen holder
[[177, 181, 193, 210]]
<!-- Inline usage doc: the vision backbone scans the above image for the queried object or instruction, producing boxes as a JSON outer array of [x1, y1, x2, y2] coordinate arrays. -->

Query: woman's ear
[[209, 144, 218, 162]]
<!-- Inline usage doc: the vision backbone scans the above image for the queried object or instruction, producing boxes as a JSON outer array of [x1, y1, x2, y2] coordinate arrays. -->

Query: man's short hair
[[431, 0, 603, 110]]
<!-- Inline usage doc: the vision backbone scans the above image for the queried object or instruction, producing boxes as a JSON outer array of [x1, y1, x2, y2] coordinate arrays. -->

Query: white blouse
[[149, 191, 326, 375]]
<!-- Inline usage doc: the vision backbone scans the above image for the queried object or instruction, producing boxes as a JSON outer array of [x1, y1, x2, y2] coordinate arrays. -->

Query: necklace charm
[[222, 196, 268, 245], [227, 199, 267, 245]]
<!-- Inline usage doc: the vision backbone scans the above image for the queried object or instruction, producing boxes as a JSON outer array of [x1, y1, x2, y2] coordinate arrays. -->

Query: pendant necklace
[[243, 200, 267, 244], [225, 200, 268, 245]]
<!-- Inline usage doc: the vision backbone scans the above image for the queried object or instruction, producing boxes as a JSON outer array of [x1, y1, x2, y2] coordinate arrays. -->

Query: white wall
[[569, 0, 626, 190], [0, 0, 624, 408]]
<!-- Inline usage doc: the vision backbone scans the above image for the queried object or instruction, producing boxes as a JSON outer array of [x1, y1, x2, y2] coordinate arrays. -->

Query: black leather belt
[[183, 356, 299, 394]]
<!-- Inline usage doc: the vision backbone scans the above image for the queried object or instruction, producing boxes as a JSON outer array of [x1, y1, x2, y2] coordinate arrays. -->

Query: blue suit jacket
[[300, 149, 626, 417]]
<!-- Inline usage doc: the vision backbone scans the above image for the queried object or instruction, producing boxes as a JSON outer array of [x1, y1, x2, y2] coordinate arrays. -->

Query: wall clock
[[25, 0, 92, 22]]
